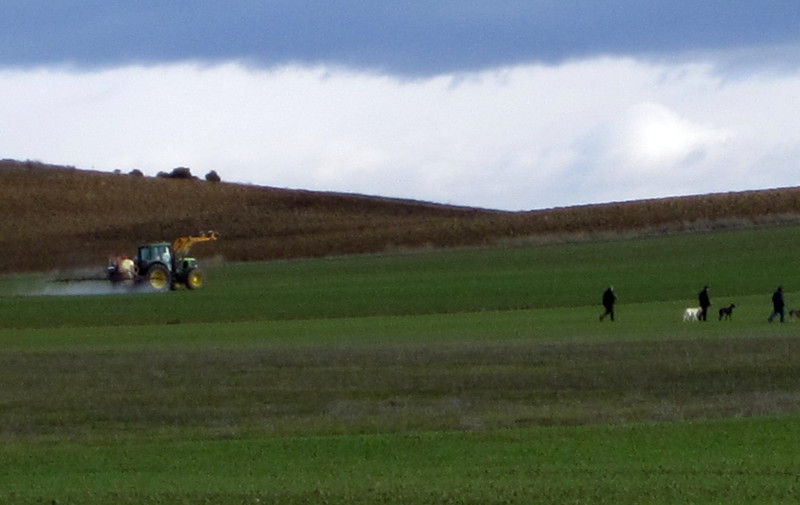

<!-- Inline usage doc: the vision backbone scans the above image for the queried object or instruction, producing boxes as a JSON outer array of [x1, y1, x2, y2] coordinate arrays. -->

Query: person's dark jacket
[[699, 289, 711, 308], [602, 288, 616, 308], [773, 289, 785, 310]]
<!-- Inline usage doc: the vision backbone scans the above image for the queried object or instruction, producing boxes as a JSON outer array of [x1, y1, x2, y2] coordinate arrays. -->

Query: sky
[[2, 2, 800, 211]]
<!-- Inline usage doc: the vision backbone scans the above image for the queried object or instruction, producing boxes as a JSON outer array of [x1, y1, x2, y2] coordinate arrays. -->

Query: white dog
[[683, 307, 701, 321]]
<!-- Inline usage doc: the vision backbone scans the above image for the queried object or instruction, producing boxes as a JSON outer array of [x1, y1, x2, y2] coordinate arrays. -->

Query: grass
[[2, 224, 799, 329], [2, 418, 800, 504], [2, 225, 800, 503], [1, 331, 798, 442]]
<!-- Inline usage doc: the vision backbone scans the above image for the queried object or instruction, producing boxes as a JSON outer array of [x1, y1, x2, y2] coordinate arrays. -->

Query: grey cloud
[[3, 1, 800, 75]]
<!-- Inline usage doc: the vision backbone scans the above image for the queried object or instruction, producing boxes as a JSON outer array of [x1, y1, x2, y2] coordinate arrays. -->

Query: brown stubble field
[[3, 159, 800, 274]]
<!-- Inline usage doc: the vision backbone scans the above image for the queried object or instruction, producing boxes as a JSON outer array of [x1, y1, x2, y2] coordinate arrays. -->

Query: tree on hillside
[[157, 167, 195, 180]]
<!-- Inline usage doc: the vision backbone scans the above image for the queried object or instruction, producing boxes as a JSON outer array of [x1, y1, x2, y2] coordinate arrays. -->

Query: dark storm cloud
[[3, 1, 800, 75]]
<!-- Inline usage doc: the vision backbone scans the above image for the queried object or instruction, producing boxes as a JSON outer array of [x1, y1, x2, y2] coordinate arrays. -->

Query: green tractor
[[108, 231, 219, 291]]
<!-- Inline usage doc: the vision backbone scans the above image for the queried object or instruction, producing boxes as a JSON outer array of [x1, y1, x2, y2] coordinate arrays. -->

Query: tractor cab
[[137, 243, 173, 272], [132, 242, 175, 291]]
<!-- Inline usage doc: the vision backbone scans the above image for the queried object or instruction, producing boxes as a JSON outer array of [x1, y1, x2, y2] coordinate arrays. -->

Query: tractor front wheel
[[185, 268, 205, 290], [146, 264, 171, 292]]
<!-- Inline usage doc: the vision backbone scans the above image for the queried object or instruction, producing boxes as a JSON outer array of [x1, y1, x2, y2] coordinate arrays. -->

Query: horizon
[[2, 2, 800, 210], [6, 158, 797, 213]]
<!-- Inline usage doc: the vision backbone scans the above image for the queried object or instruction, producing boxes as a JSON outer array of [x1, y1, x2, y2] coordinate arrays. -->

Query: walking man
[[600, 286, 617, 322], [769, 286, 785, 323]]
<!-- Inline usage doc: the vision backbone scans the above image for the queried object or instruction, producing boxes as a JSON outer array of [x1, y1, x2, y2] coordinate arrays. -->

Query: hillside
[[3, 159, 800, 274]]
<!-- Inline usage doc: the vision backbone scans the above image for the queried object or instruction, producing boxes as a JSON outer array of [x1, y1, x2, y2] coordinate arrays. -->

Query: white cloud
[[617, 102, 731, 168], [1, 57, 800, 210]]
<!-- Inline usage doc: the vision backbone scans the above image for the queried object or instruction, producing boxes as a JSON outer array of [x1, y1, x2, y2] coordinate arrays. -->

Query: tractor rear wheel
[[185, 268, 205, 290], [146, 264, 171, 292]]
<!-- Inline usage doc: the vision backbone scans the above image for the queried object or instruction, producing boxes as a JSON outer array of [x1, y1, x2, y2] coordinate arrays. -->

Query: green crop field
[[1, 225, 800, 504]]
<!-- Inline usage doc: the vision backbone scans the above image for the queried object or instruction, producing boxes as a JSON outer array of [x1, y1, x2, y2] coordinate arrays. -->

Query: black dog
[[718, 304, 735, 321]]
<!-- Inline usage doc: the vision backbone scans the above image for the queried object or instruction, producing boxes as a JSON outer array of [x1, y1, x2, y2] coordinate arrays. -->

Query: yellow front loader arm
[[172, 231, 219, 258]]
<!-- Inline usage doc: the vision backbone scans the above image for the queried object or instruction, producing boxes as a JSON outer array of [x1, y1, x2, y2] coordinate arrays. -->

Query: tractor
[[107, 231, 219, 291]]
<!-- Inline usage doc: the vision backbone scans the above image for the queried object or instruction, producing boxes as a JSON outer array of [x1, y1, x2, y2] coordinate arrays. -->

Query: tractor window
[[138, 247, 151, 262], [157, 246, 171, 264]]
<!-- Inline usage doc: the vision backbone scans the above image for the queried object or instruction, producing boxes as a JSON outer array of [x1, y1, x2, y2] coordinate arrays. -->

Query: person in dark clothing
[[769, 286, 785, 323], [600, 286, 617, 321], [698, 286, 711, 321]]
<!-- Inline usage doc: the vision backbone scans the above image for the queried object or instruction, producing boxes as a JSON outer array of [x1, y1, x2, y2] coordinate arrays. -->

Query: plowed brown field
[[3, 159, 800, 273]]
